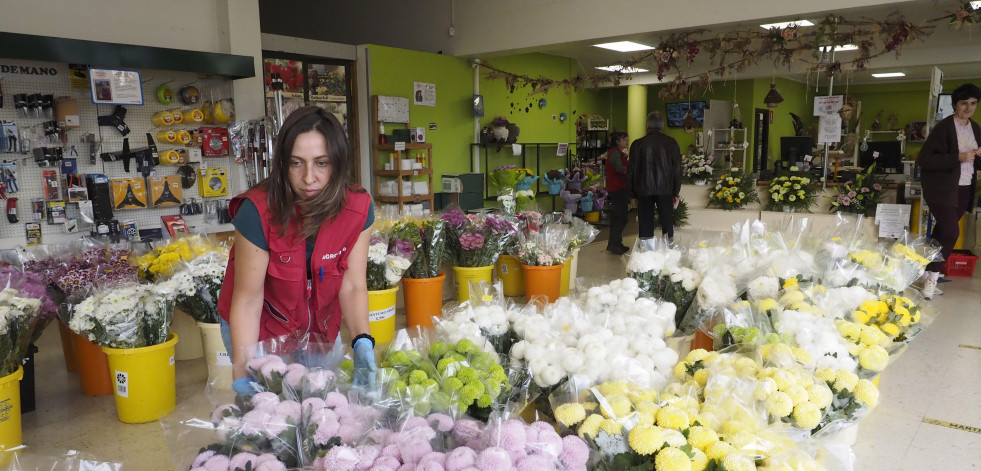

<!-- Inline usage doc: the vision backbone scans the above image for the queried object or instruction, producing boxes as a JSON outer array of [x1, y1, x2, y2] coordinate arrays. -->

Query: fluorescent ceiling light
[[818, 44, 858, 52], [595, 65, 649, 73], [760, 20, 814, 29], [593, 41, 654, 52], [872, 72, 906, 78]]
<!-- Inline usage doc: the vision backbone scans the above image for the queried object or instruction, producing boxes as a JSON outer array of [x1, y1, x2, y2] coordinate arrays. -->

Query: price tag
[[512, 144, 522, 156], [395, 141, 406, 151], [413, 170, 419, 176], [873, 151, 880, 159]]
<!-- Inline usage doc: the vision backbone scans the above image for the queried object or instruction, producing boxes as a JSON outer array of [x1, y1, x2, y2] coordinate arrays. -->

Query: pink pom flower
[[452, 419, 482, 443], [515, 454, 552, 471], [325, 391, 349, 409], [240, 410, 273, 437], [260, 356, 288, 380], [307, 369, 337, 393], [320, 445, 361, 471], [381, 444, 402, 460], [250, 392, 281, 412], [489, 420, 526, 452], [475, 448, 512, 471], [427, 413, 454, 433], [303, 397, 326, 416], [284, 363, 308, 389], [210, 403, 240, 424], [373, 455, 403, 470], [367, 428, 393, 446], [416, 462, 446, 471], [203, 455, 230, 471], [276, 400, 302, 423], [357, 445, 383, 468], [192, 450, 216, 467], [314, 416, 341, 445], [255, 461, 287, 471], [339, 423, 365, 443], [403, 416, 430, 431], [444, 447, 477, 471], [246, 356, 269, 374], [229, 452, 259, 471], [558, 435, 589, 469], [418, 452, 446, 468], [396, 464, 417, 471], [397, 436, 433, 465], [263, 413, 292, 437]]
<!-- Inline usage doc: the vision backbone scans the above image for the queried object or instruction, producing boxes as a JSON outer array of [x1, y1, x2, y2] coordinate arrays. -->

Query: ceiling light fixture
[[764, 81, 784, 108], [871, 72, 906, 78], [818, 44, 859, 52], [593, 41, 654, 52], [760, 20, 815, 29], [595, 65, 649, 73]]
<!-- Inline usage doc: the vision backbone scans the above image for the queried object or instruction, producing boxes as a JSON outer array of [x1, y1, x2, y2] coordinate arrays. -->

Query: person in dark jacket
[[605, 130, 631, 254], [627, 111, 682, 240], [915, 83, 981, 299]]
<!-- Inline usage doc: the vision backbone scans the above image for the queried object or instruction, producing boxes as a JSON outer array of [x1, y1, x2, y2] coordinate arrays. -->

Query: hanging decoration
[[764, 81, 785, 108], [478, 2, 974, 100]]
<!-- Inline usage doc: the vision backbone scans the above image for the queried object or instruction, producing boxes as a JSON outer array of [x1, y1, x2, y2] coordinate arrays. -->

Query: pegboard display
[[0, 62, 242, 245]]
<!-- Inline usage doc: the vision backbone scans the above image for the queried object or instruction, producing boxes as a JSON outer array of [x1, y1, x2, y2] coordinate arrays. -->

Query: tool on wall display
[[198, 167, 228, 197], [201, 126, 229, 156], [42, 169, 60, 200], [1, 122, 18, 153], [82, 133, 100, 164], [97, 105, 130, 135], [111, 177, 147, 209], [6, 198, 18, 223], [149, 175, 182, 207], [1, 161, 18, 194]]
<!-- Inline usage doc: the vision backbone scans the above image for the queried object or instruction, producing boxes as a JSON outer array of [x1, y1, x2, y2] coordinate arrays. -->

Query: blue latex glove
[[232, 377, 260, 397], [352, 338, 376, 390]]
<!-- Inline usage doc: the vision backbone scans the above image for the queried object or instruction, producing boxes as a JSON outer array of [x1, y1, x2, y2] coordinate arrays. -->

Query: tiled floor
[[11, 213, 981, 470]]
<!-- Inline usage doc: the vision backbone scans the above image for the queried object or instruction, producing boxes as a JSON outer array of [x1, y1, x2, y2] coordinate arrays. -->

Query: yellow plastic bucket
[[102, 333, 178, 424], [368, 287, 398, 344], [198, 322, 232, 390], [172, 307, 203, 361], [452, 265, 494, 302], [0, 367, 24, 466], [495, 255, 525, 297], [560, 247, 581, 297], [583, 211, 600, 223]]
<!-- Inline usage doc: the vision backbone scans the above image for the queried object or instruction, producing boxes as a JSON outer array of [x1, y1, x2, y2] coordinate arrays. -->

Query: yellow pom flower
[[759, 366, 778, 378], [599, 418, 623, 435], [693, 368, 710, 387], [577, 413, 603, 438], [837, 321, 861, 341], [635, 401, 662, 417], [791, 401, 822, 429], [691, 448, 710, 471], [687, 425, 720, 450], [655, 447, 693, 471], [757, 298, 778, 312], [674, 361, 691, 380], [880, 322, 900, 337], [765, 391, 794, 417], [600, 395, 632, 419], [845, 343, 862, 356], [854, 379, 879, 408], [703, 351, 722, 365], [628, 425, 666, 455], [635, 411, 656, 427], [686, 349, 710, 363], [754, 377, 777, 401], [704, 441, 737, 461], [858, 345, 889, 372], [814, 367, 837, 382], [721, 420, 751, 438], [783, 278, 799, 290], [597, 380, 629, 397], [859, 326, 886, 347], [554, 403, 586, 427], [833, 370, 859, 391], [770, 370, 796, 391], [791, 347, 813, 365], [721, 452, 757, 471], [851, 309, 873, 325], [784, 384, 809, 406], [805, 383, 833, 409], [656, 405, 691, 430]]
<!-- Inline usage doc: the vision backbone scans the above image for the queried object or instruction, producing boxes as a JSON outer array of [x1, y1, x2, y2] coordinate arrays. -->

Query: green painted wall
[[367, 44, 474, 182]]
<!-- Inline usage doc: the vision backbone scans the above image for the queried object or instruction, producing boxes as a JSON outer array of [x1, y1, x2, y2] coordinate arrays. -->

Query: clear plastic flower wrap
[[401, 214, 448, 279], [5, 449, 124, 471], [441, 207, 518, 268], [170, 248, 230, 324], [367, 215, 421, 291], [709, 300, 775, 351], [512, 223, 572, 267], [0, 280, 42, 377], [478, 410, 587, 471], [435, 280, 516, 358], [64, 278, 176, 349], [626, 237, 701, 326], [496, 186, 517, 217]]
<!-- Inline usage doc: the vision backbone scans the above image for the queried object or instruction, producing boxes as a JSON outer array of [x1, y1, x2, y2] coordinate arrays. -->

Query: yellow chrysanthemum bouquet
[[812, 366, 880, 432], [848, 294, 926, 347], [767, 169, 819, 212], [846, 240, 941, 292], [136, 234, 219, 280], [707, 172, 759, 210]]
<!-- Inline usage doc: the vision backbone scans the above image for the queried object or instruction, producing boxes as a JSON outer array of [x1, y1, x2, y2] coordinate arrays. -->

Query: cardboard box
[[111, 178, 148, 209], [198, 167, 228, 197], [54, 97, 80, 128], [148, 175, 183, 207]]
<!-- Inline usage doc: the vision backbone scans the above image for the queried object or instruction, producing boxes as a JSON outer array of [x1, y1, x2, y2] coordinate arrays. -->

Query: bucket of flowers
[[829, 164, 885, 216], [707, 171, 759, 210], [441, 208, 517, 302], [682, 152, 714, 184], [767, 167, 819, 212]]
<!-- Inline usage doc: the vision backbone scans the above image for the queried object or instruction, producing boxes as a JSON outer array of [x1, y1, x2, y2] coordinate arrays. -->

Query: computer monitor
[[859, 140, 904, 173], [780, 136, 813, 167]]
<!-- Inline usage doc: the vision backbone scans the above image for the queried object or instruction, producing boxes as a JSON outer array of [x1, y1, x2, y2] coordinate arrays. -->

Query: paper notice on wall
[[557, 143, 568, 157], [89, 68, 144, 105], [413, 82, 436, 106], [512, 144, 522, 156], [814, 95, 844, 116], [817, 115, 842, 144], [875, 203, 911, 239]]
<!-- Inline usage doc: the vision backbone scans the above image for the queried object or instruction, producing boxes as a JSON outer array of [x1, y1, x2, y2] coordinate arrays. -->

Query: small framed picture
[[908, 121, 927, 142], [695, 131, 705, 148]]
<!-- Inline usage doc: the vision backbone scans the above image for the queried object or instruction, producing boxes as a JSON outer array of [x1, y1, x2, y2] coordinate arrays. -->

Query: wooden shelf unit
[[371, 95, 434, 212]]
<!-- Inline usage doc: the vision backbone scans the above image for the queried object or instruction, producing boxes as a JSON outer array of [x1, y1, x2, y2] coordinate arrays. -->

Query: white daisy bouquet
[[682, 152, 713, 182], [767, 169, 819, 212], [367, 222, 420, 291], [172, 248, 230, 324], [66, 278, 178, 348], [626, 238, 701, 322], [0, 287, 42, 377]]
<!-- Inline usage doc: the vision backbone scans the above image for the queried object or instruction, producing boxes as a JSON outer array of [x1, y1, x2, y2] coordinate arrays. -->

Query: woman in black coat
[[915, 83, 981, 299]]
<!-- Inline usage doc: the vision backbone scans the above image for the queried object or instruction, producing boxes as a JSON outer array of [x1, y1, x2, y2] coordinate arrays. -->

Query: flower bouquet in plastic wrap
[[513, 223, 572, 267], [708, 171, 758, 210], [435, 280, 517, 358], [844, 234, 940, 293], [170, 247, 230, 324], [1, 264, 58, 345], [0, 283, 42, 377], [66, 278, 178, 348], [811, 365, 880, 437], [53, 240, 138, 308], [367, 217, 421, 291], [440, 208, 516, 268], [767, 168, 819, 212], [401, 215, 447, 280], [626, 237, 701, 326], [488, 165, 527, 195], [515, 189, 537, 213], [135, 234, 216, 281]]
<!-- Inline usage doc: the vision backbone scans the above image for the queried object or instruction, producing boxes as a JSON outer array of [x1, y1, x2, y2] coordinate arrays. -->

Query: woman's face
[[954, 97, 978, 121], [617, 136, 629, 149], [288, 130, 333, 200]]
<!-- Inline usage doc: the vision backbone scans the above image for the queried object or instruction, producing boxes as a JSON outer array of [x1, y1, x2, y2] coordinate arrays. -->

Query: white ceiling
[[258, 0, 981, 86]]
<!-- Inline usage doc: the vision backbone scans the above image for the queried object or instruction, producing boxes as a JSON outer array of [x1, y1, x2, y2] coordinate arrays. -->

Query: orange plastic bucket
[[73, 334, 113, 396], [57, 321, 79, 373], [521, 264, 563, 303], [402, 273, 446, 329]]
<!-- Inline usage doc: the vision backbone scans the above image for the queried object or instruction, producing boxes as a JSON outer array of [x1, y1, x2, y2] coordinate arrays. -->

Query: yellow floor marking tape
[[922, 418, 981, 435], [957, 344, 981, 350]]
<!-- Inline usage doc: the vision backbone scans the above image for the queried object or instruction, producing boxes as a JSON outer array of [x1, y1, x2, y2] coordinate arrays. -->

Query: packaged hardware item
[[148, 174, 183, 207], [198, 167, 228, 197], [110, 177, 148, 209]]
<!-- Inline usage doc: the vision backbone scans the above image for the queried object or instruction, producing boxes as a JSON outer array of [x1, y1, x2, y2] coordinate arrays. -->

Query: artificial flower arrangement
[[67, 277, 179, 348], [367, 219, 421, 291], [767, 168, 819, 212], [440, 208, 516, 268], [170, 248, 230, 324], [511, 279, 679, 390], [707, 171, 758, 210], [682, 152, 714, 182], [829, 164, 886, 215], [400, 215, 447, 279], [543, 168, 567, 194], [0, 287, 42, 377]]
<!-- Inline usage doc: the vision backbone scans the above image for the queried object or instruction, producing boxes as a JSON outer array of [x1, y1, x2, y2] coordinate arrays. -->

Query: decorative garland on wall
[[479, 2, 981, 100]]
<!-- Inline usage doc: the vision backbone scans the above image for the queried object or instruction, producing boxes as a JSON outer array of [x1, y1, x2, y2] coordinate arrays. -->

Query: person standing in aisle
[[627, 111, 682, 241], [605, 130, 631, 254], [915, 83, 981, 299], [217, 106, 377, 394]]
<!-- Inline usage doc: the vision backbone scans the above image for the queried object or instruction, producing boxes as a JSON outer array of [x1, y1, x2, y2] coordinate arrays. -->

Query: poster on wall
[[413, 82, 436, 107], [69, 64, 89, 90], [308, 64, 347, 102], [263, 58, 304, 98], [88, 68, 144, 105]]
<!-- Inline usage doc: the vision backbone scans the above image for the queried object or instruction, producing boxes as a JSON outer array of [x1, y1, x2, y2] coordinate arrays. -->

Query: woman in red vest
[[605, 130, 630, 254], [217, 107, 376, 394]]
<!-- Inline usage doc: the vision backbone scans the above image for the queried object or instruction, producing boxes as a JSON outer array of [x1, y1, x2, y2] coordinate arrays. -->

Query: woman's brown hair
[[259, 106, 364, 240]]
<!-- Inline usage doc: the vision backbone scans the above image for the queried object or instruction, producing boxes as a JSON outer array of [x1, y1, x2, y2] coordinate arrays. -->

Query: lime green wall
[[367, 44, 474, 181]]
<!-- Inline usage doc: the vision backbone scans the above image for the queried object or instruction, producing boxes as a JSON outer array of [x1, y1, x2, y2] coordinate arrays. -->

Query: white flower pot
[[694, 179, 707, 186], [197, 322, 232, 391]]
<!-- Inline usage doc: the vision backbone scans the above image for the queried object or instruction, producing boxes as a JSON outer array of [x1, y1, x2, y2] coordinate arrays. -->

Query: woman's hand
[[959, 151, 977, 162]]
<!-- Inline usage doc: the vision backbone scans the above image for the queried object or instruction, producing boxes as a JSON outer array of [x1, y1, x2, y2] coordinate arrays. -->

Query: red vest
[[217, 187, 371, 341], [605, 148, 628, 192]]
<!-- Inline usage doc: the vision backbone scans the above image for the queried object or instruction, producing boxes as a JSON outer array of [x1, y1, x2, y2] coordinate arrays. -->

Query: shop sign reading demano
[[0, 59, 67, 83]]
